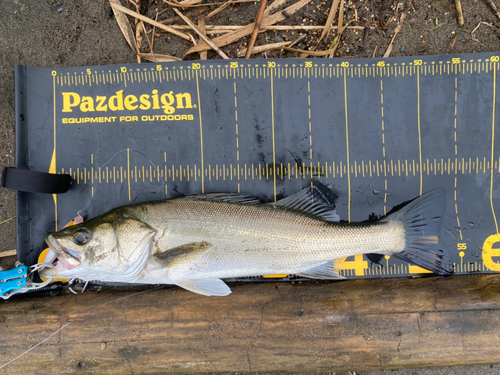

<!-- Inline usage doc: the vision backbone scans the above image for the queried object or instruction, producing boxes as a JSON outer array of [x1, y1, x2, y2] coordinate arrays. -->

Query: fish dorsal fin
[[271, 187, 340, 222], [176, 278, 231, 296], [295, 260, 345, 280], [187, 193, 261, 205], [154, 242, 212, 268]]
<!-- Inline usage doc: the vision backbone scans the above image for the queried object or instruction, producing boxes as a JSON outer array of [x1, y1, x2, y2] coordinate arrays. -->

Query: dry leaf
[[110, 0, 137, 53]]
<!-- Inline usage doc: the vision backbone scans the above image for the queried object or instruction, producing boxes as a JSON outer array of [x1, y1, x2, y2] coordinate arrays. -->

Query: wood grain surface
[[1, 275, 500, 374]]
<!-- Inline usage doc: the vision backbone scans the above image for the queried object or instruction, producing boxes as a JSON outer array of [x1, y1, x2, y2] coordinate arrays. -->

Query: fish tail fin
[[383, 188, 452, 275]]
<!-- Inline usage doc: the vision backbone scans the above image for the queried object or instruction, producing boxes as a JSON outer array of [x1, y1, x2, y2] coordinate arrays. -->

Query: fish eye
[[73, 230, 90, 245]]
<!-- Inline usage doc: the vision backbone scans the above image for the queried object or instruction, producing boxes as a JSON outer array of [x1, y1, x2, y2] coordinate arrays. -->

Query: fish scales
[[135, 199, 405, 281]]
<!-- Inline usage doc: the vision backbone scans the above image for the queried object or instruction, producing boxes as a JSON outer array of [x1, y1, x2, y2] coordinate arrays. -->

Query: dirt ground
[[2, 0, 500, 373]]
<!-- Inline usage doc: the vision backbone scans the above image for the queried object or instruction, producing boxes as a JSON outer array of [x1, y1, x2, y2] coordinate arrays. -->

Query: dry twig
[[264, 0, 287, 17], [110, 1, 191, 40], [301, 0, 340, 58], [245, 0, 269, 58], [166, 24, 364, 33], [198, 18, 208, 60], [486, 0, 500, 20], [205, 0, 235, 20], [160, 8, 206, 24], [383, 13, 406, 58], [172, 7, 229, 59], [163, 0, 255, 7], [137, 52, 182, 61], [238, 41, 291, 56], [186, 0, 311, 55], [328, 0, 345, 58], [454, 0, 464, 27]]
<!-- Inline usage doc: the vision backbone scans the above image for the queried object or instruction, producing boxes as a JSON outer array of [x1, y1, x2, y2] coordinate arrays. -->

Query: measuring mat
[[13, 52, 500, 279]]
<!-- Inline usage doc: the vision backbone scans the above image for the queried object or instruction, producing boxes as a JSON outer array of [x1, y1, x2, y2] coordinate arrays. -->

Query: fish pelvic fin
[[176, 278, 231, 296], [384, 188, 452, 275], [154, 242, 213, 268], [271, 186, 340, 222], [295, 260, 345, 280]]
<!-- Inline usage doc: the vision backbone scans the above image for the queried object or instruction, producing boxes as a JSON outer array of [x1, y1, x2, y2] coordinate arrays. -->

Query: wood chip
[[110, 1, 191, 41], [173, 8, 229, 59], [238, 41, 291, 56], [185, 0, 311, 55], [383, 13, 406, 58]]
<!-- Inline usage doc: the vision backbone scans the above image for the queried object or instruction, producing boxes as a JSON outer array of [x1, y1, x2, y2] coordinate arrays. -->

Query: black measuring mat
[[13, 52, 500, 279]]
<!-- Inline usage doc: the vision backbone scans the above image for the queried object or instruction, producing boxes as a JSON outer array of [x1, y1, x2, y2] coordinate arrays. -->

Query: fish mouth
[[40, 234, 81, 277]]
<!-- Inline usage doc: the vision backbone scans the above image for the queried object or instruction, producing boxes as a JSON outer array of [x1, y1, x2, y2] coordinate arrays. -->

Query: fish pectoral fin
[[296, 260, 345, 280], [176, 278, 232, 296], [271, 185, 340, 222], [154, 242, 213, 268]]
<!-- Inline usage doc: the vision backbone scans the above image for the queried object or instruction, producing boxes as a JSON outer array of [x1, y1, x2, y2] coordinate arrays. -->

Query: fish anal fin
[[176, 278, 231, 296], [296, 260, 345, 280], [272, 186, 340, 222], [154, 242, 212, 268]]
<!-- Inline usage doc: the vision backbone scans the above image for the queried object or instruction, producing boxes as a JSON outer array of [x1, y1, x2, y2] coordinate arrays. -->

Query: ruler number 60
[[492, 56, 500, 62]]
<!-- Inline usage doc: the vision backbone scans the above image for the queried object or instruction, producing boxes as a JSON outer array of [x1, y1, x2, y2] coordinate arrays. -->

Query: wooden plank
[[1, 275, 500, 373]]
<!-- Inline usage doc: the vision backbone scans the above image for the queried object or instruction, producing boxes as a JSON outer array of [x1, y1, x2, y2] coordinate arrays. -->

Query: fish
[[40, 186, 451, 296]]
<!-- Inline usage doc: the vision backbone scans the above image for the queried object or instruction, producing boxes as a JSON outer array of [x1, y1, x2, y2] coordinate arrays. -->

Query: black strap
[[2, 168, 72, 194]]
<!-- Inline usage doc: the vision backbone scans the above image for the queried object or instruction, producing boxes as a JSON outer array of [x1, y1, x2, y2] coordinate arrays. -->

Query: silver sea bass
[[40, 187, 450, 296]]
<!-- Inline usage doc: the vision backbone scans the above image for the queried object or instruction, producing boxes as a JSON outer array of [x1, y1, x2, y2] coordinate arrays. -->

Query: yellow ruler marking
[[491, 64, 499, 233], [343, 69, 351, 222], [271, 68, 277, 201], [195, 71, 205, 193]]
